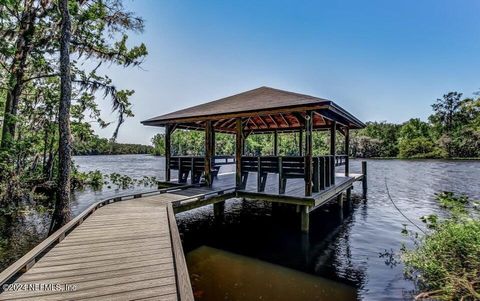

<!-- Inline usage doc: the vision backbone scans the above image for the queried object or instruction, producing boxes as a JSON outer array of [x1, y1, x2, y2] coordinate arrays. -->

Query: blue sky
[[94, 0, 480, 144]]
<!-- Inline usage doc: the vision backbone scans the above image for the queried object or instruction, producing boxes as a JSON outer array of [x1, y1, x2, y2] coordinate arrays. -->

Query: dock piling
[[213, 201, 225, 218], [300, 205, 310, 233], [362, 161, 368, 199]]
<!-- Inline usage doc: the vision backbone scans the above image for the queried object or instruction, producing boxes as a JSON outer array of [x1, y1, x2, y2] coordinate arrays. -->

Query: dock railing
[[169, 155, 235, 184], [239, 155, 350, 196]]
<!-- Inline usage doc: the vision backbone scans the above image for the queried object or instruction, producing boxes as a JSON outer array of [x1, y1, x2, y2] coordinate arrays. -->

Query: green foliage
[[351, 121, 401, 157], [72, 170, 104, 190], [402, 192, 480, 300], [105, 173, 157, 189], [351, 93, 480, 159], [398, 137, 443, 159], [151, 130, 333, 157]]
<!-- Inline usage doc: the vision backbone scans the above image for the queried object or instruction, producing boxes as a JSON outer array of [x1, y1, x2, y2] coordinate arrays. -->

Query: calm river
[[72, 155, 480, 301]]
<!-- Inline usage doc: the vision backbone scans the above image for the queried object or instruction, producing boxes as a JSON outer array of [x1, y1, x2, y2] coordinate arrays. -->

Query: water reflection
[[187, 246, 357, 301]]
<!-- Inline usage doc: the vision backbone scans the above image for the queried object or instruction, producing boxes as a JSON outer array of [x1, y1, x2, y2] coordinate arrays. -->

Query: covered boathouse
[[142, 86, 367, 232]]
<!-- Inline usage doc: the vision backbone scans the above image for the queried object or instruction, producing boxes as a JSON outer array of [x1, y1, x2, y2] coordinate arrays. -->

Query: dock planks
[[0, 194, 193, 301]]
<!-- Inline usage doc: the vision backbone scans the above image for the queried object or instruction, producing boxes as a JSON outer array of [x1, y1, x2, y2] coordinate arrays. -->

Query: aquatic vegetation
[[72, 169, 105, 190], [402, 192, 480, 300]]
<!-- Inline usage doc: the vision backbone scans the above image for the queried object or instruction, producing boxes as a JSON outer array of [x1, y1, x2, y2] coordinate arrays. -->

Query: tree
[[50, 0, 72, 233], [0, 0, 147, 192]]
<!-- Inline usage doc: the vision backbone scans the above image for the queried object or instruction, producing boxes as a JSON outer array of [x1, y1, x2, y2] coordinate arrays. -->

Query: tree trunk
[[0, 1, 36, 150], [50, 0, 72, 234]]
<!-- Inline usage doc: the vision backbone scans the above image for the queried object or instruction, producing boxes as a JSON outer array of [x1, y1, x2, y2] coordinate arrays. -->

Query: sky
[[92, 0, 480, 144]]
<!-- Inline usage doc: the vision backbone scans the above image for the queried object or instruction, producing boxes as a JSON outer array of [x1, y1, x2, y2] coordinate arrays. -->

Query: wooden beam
[[165, 125, 172, 182], [330, 120, 336, 185], [257, 115, 269, 128], [273, 130, 278, 156], [345, 127, 349, 177], [292, 112, 305, 126], [220, 118, 236, 129], [305, 111, 313, 196], [279, 113, 290, 127], [268, 115, 278, 127], [298, 129, 303, 156], [248, 117, 259, 129], [204, 120, 213, 187], [235, 118, 244, 188]]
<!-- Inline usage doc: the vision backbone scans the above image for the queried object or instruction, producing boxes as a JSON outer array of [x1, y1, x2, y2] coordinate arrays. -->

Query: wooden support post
[[337, 194, 344, 220], [164, 125, 172, 182], [362, 161, 368, 199], [346, 187, 352, 211], [330, 121, 336, 185], [213, 201, 225, 217], [205, 120, 213, 187], [345, 127, 350, 177], [257, 156, 261, 192], [337, 193, 343, 209], [235, 118, 244, 189], [273, 130, 278, 156], [298, 129, 303, 156], [300, 205, 309, 233], [305, 111, 313, 196]]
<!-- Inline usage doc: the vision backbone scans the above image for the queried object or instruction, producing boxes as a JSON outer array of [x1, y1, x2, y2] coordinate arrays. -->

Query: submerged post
[[235, 118, 243, 188], [330, 121, 336, 185], [300, 205, 309, 233], [362, 161, 368, 199], [213, 201, 225, 218], [205, 120, 213, 187], [345, 127, 350, 177], [164, 124, 172, 182]]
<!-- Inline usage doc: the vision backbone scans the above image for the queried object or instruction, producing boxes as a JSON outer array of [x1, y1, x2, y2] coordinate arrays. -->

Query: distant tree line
[[152, 91, 480, 159], [352, 92, 480, 158], [73, 135, 152, 155]]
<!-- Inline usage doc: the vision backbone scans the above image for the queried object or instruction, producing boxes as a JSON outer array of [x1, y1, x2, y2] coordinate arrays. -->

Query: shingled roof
[[141, 86, 365, 133]]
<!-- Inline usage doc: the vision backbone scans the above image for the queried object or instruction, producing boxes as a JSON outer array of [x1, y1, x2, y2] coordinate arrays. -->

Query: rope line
[[384, 176, 426, 235]]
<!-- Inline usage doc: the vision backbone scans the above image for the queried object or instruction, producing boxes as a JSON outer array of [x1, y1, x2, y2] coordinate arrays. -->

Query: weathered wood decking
[[0, 186, 227, 301]]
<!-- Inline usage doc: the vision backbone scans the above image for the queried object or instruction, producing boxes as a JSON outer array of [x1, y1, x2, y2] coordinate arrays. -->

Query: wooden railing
[[335, 154, 348, 167], [169, 156, 235, 184], [169, 156, 205, 184], [239, 155, 344, 195]]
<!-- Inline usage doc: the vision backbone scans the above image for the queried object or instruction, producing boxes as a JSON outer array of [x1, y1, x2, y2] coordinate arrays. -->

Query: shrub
[[402, 192, 480, 300]]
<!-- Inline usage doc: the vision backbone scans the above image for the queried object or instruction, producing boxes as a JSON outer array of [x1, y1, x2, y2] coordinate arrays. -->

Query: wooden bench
[[278, 156, 305, 194], [169, 156, 206, 184]]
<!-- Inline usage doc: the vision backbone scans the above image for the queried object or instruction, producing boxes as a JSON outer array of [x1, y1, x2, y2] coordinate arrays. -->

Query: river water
[[32, 156, 480, 300]]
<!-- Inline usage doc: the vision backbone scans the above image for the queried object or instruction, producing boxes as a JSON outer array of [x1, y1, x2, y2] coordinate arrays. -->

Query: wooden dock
[[0, 185, 232, 301], [0, 167, 364, 300]]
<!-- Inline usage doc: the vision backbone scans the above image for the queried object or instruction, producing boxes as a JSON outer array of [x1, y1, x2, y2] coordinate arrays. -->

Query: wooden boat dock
[[0, 87, 367, 300]]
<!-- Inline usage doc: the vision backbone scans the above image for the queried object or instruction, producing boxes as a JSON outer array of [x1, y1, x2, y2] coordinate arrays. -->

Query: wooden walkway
[[0, 189, 220, 301]]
